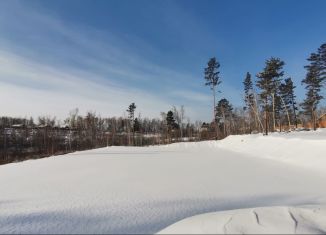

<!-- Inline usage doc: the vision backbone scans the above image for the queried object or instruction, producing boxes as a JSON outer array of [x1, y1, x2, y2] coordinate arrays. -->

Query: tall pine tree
[[301, 53, 324, 130], [243, 72, 255, 132], [204, 57, 222, 139], [126, 103, 136, 145], [256, 57, 285, 135], [215, 98, 233, 137], [279, 77, 298, 128], [166, 111, 178, 142], [317, 43, 326, 83]]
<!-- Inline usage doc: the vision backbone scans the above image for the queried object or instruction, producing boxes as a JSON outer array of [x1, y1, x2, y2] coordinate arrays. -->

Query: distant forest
[[1, 42, 325, 165]]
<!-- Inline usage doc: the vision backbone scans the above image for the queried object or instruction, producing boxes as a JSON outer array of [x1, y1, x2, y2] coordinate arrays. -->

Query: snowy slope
[[217, 129, 326, 172], [0, 130, 326, 234]]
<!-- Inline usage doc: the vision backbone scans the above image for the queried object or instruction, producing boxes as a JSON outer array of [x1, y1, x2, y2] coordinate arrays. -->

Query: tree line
[[0, 106, 202, 164]]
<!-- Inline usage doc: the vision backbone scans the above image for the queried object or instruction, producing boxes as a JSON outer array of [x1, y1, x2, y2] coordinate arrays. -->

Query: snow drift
[[217, 129, 326, 172], [158, 205, 326, 234]]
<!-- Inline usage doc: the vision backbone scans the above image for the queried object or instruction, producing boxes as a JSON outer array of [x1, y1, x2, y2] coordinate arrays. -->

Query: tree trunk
[[222, 110, 226, 137], [249, 95, 264, 133], [248, 111, 252, 134], [213, 86, 218, 140], [280, 95, 291, 130], [312, 109, 317, 131], [272, 93, 276, 132], [133, 130, 135, 146], [265, 96, 268, 135], [292, 102, 298, 129]]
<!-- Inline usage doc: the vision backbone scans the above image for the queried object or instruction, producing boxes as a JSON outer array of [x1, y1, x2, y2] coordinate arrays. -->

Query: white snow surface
[[158, 205, 326, 234], [0, 129, 326, 234]]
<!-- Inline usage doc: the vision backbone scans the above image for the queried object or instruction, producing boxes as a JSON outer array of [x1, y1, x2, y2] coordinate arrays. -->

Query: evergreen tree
[[166, 110, 177, 142], [301, 53, 324, 130], [256, 57, 285, 135], [317, 43, 326, 82], [133, 118, 141, 132], [215, 98, 233, 137], [243, 72, 255, 132], [126, 103, 136, 145], [279, 77, 298, 128], [243, 72, 254, 108], [204, 57, 222, 139], [166, 111, 177, 129], [127, 103, 136, 122]]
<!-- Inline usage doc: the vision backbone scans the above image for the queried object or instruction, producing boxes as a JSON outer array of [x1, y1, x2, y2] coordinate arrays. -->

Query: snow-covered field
[[0, 129, 326, 234]]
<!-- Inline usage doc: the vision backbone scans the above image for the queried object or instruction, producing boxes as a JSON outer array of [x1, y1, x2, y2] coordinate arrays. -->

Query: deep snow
[[0, 129, 326, 234]]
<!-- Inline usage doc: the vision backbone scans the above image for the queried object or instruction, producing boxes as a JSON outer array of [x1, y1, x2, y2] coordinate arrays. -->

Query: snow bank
[[158, 205, 326, 234], [163, 129, 326, 172], [217, 129, 326, 172]]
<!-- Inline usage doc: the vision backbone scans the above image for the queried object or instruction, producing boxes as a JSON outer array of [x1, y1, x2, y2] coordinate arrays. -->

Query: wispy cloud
[[0, 1, 246, 121], [0, 49, 174, 118]]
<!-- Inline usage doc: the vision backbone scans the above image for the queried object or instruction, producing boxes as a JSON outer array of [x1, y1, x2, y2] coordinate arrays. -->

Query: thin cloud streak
[[0, 50, 173, 119], [0, 1, 245, 122]]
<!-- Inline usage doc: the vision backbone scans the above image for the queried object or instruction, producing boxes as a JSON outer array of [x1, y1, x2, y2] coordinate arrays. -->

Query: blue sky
[[0, 0, 325, 121]]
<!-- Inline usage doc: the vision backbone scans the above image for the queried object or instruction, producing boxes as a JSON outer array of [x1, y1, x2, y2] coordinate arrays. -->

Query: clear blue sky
[[0, 0, 325, 121]]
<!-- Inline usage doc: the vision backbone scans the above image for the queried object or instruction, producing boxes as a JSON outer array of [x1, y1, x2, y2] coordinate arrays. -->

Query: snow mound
[[158, 205, 326, 234], [216, 129, 326, 172], [164, 129, 326, 172]]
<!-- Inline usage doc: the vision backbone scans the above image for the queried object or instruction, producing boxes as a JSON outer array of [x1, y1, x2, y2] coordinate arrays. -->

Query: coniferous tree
[[133, 118, 140, 132], [215, 98, 233, 137], [301, 53, 324, 130], [166, 111, 177, 142], [243, 72, 255, 132], [256, 57, 285, 135], [274, 85, 286, 131], [204, 57, 222, 139], [166, 111, 179, 129], [127, 103, 136, 122], [126, 103, 136, 145], [279, 78, 298, 128], [317, 43, 326, 83], [243, 72, 254, 107]]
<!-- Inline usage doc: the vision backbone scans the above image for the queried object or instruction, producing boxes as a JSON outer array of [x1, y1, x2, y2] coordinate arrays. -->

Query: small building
[[200, 122, 210, 132], [305, 113, 326, 129], [319, 113, 326, 128], [12, 124, 25, 129]]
